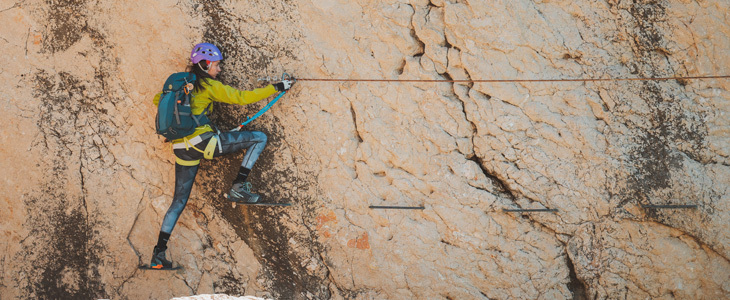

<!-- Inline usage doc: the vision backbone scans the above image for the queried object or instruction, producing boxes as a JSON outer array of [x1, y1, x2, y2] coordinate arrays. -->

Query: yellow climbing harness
[[172, 134, 221, 166]]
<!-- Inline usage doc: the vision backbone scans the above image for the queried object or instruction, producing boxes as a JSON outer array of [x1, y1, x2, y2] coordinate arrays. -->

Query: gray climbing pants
[[159, 131, 267, 234]]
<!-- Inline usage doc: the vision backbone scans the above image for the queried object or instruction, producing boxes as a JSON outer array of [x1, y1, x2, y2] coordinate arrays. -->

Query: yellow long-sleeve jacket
[[153, 79, 277, 143]]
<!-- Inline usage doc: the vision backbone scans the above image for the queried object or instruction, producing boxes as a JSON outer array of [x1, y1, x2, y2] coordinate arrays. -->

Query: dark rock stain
[[610, 2, 707, 213], [194, 125, 333, 299], [214, 272, 249, 296], [566, 254, 587, 300], [19, 69, 113, 299], [42, 0, 95, 53], [188, 1, 345, 298]]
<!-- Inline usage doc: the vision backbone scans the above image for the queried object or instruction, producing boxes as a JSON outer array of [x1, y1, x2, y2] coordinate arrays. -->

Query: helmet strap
[[198, 61, 210, 72]]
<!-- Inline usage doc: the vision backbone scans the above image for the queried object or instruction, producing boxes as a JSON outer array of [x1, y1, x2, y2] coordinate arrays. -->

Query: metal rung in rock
[[232, 202, 291, 208], [642, 204, 697, 209], [369, 206, 425, 210], [502, 208, 558, 213]]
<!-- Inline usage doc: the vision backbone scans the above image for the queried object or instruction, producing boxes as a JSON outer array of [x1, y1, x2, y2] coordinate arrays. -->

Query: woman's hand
[[274, 80, 295, 92]]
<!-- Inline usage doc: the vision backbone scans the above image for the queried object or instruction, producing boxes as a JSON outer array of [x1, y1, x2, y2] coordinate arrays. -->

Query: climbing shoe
[[150, 246, 173, 270], [228, 182, 260, 203]]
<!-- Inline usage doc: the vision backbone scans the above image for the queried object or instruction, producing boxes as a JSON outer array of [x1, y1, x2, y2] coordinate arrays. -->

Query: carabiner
[[282, 72, 297, 83], [183, 78, 193, 95]]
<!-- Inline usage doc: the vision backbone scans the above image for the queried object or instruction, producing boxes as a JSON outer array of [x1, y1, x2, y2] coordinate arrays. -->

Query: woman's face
[[208, 61, 221, 78]]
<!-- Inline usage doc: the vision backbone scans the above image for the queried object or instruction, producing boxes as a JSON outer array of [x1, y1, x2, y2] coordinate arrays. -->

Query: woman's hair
[[187, 61, 214, 92]]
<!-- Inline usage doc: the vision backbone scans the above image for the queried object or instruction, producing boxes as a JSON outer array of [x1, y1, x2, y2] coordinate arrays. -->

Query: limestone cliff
[[1, 0, 729, 299]]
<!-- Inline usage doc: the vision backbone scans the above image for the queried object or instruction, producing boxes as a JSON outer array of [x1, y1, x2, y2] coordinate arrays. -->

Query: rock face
[[1, 0, 729, 299]]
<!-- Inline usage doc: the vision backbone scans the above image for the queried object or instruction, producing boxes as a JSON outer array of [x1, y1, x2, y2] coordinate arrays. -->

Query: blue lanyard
[[237, 91, 286, 128]]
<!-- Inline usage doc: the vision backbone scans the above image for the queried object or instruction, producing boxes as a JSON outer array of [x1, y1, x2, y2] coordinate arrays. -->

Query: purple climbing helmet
[[190, 43, 222, 64]]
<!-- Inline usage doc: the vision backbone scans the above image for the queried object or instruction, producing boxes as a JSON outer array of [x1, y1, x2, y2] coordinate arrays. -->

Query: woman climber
[[149, 43, 294, 269]]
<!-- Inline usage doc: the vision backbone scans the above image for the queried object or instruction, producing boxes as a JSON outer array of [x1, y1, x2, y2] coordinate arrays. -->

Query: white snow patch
[[170, 295, 269, 300]]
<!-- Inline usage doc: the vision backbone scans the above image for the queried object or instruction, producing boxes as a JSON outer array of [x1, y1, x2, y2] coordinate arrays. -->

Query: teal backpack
[[155, 72, 211, 141]]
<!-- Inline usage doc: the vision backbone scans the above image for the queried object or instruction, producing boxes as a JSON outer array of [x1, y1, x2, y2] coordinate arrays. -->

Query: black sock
[[233, 167, 251, 184], [156, 231, 171, 250]]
